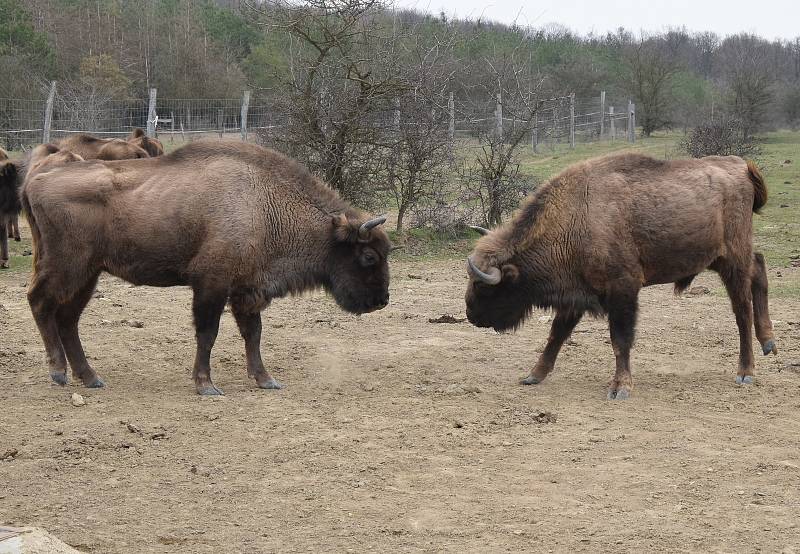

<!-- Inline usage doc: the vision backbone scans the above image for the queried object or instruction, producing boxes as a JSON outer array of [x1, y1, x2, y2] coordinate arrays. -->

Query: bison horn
[[469, 225, 491, 236], [467, 256, 502, 285], [359, 215, 387, 239]]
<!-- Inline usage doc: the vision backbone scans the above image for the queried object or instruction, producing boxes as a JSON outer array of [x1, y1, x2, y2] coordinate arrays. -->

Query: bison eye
[[360, 249, 378, 267]]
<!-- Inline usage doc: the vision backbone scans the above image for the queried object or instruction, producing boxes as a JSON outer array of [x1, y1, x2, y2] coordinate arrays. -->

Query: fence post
[[448, 92, 455, 147], [628, 100, 635, 143], [146, 88, 157, 137], [532, 111, 538, 153], [551, 105, 557, 151], [170, 111, 175, 143], [599, 91, 606, 138], [495, 92, 503, 139], [240, 90, 251, 142], [569, 93, 576, 148], [218, 109, 224, 139], [42, 81, 56, 143], [609, 106, 616, 141]]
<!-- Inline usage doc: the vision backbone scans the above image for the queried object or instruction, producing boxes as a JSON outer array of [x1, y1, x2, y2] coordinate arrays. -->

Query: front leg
[[522, 309, 583, 385], [192, 285, 228, 396], [231, 304, 282, 390], [606, 281, 640, 400]]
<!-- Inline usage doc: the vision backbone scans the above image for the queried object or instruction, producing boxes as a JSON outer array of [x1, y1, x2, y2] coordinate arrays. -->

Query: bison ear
[[0, 161, 17, 181], [501, 264, 520, 283]]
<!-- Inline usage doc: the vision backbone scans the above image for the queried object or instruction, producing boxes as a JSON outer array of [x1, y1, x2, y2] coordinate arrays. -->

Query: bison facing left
[[465, 152, 776, 399], [22, 141, 392, 395]]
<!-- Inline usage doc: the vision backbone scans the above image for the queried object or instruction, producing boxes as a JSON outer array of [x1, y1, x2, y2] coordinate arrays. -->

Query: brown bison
[[127, 128, 165, 157], [21, 141, 391, 395], [56, 133, 149, 160], [0, 148, 21, 246], [465, 152, 775, 399]]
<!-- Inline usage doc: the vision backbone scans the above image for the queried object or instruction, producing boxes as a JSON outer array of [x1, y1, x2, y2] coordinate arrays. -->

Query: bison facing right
[[465, 152, 776, 399], [22, 141, 392, 395]]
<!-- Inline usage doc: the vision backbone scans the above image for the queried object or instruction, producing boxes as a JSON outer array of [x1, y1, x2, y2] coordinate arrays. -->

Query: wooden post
[[609, 106, 616, 141], [146, 88, 157, 138], [42, 81, 56, 143], [217, 109, 224, 139], [240, 90, 251, 142], [495, 92, 503, 140], [180, 120, 186, 143], [393, 98, 400, 132], [448, 92, 455, 146], [599, 90, 606, 138], [569, 93, 575, 148], [532, 111, 538, 153], [551, 105, 557, 151], [628, 100, 635, 143], [170, 111, 175, 143], [186, 107, 191, 132]]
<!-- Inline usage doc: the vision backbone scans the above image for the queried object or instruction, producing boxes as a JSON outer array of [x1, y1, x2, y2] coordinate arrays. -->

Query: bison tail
[[747, 159, 767, 213], [19, 181, 41, 278]]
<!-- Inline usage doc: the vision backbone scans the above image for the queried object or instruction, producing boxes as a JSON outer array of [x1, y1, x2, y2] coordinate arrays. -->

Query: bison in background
[[21, 141, 391, 395], [55, 133, 149, 160], [127, 128, 164, 157], [465, 152, 776, 399], [0, 151, 21, 268]]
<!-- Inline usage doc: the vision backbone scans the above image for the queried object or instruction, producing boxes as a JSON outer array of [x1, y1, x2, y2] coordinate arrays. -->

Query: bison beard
[[21, 141, 391, 395], [465, 153, 776, 399]]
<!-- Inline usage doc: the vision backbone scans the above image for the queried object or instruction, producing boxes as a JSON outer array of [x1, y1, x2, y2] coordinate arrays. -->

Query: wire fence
[[0, 85, 635, 152]]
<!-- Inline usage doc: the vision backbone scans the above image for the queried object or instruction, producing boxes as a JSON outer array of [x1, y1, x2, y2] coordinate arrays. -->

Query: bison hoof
[[521, 374, 542, 385], [50, 371, 68, 386], [13, 237, 20, 242], [0, 261, 8, 269], [197, 384, 225, 396], [257, 378, 283, 390], [735, 375, 754, 385], [607, 389, 631, 400], [84, 376, 105, 388], [762, 340, 777, 356]]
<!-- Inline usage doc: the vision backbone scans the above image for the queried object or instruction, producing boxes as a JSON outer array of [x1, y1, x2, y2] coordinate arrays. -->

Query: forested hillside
[[2, 0, 799, 133]]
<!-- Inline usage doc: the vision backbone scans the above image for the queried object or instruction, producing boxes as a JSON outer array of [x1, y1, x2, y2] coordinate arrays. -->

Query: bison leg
[[230, 305, 282, 390], [751, 252, 776, 356], [716, 262, 756, 384], [10, 217, 20, 241], [27, 279, 69, 385], [522, 309, 583, 385], [56, 274, 103, 388], [606, 283, 640, 400], [191, 286, 228, 396], [0, 224, 8, 269]]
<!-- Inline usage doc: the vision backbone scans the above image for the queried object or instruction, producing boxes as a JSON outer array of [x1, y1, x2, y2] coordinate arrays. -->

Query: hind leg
[[714, 259, 756, 384], [56, 273, 103, 387], [1, 226, 8, 268], [10, 216, 20, 241], [751, 252, 776, 356], [28, 276, 69, 385]]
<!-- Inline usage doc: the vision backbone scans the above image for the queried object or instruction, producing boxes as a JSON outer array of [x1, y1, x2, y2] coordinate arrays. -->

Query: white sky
[[394, 0, 800, 41]]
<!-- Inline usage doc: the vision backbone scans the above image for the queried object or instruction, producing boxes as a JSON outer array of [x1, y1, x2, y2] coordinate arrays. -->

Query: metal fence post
[[240, 90, 251, 141], [599, 91, 606, 138], [42, 81, 56, 143], [146, 88, 157, 137], [569, 93, 576, 148], [609, 106, 616, 141], [628, 100, 635, 143]]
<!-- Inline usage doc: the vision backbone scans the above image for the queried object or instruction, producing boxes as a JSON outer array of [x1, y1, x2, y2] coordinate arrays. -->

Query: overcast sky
[[394, 0, 799, 41]]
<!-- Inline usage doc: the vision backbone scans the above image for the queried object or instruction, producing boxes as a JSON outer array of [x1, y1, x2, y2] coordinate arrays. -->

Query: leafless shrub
[[679, 119, 761, 158]]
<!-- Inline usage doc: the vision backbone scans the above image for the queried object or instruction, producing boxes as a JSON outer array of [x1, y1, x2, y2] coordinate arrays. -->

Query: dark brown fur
[[56, 134, 149, 161], [127, 128, 165, 157], [22, 140, 391, 395], [465, 152, 776, 399]]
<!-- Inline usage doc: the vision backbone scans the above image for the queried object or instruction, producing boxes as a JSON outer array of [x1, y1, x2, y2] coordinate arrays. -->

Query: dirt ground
[[1, 249, 799, 553]]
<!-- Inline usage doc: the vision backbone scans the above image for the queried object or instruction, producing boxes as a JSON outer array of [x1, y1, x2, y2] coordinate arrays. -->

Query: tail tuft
[[747, 159, 767, 213]]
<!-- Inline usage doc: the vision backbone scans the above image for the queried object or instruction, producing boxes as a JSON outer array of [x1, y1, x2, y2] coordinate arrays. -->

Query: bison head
[[464, 228, 531, 332], [27, 144, 84, 177], [326, 213, 391, 315]]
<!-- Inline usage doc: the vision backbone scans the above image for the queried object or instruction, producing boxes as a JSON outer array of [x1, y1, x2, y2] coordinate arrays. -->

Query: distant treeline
[[2, 0, 799, 135]]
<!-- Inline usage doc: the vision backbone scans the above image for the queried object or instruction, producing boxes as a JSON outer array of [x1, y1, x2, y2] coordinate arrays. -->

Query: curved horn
[[359, 215, 387, 239], [469, 225, 491, 236], [467, 256, 502, 285]]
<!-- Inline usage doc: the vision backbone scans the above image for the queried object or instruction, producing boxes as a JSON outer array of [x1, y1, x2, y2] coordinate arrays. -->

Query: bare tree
[[619, 34, 680, 136], [716, 34, 777, 139]]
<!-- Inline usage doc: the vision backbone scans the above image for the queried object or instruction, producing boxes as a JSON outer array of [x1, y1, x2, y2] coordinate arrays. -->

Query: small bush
[[680, 119, 761, 158]]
